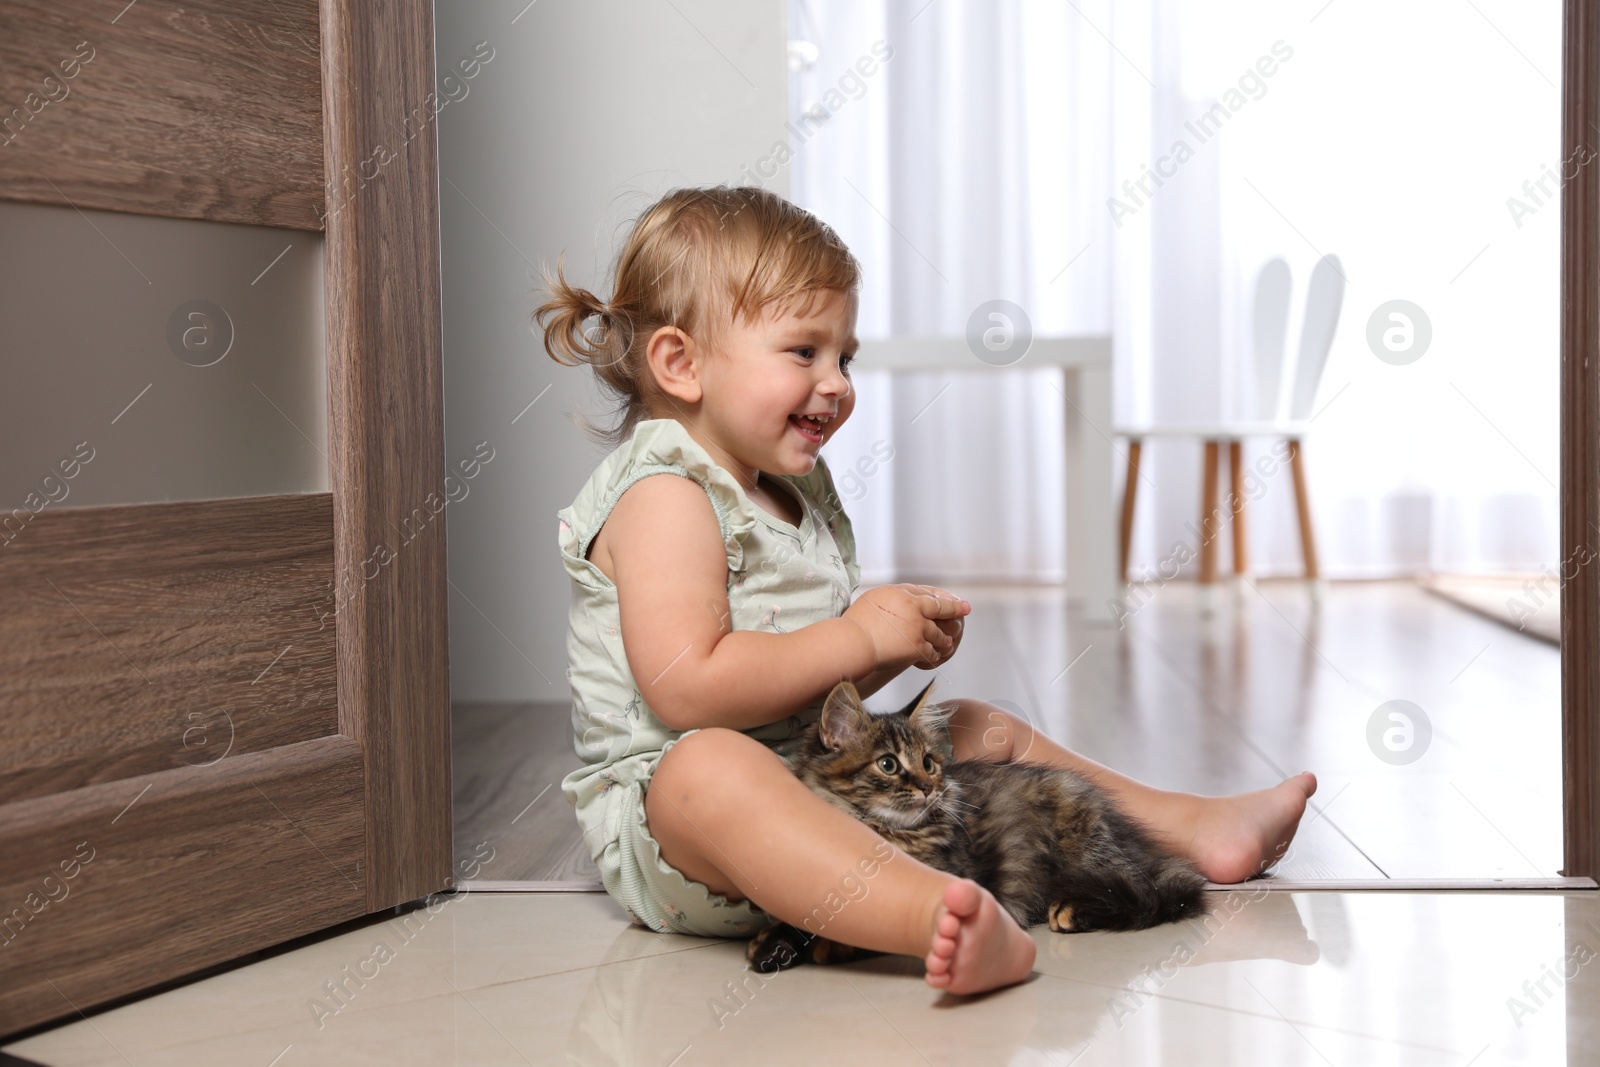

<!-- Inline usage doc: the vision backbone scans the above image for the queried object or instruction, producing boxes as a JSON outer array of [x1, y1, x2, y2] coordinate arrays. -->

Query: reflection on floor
[[454, 579, 1563, 885], [8, 888, 1600, 1065]]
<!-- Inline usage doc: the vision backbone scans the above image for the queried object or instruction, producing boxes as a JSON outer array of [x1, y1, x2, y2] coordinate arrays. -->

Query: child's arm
[[605, 474, 959, 732], [850, 664, 908, 700]]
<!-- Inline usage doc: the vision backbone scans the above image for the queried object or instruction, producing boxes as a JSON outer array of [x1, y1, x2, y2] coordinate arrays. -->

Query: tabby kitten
[[747, 678, 1207, 973]]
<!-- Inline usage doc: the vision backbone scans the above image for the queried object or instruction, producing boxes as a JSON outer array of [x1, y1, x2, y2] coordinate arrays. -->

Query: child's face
[[702, 288, 858, 478]]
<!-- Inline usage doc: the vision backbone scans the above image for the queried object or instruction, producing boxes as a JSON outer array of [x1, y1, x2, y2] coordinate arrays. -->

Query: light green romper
[[556, 418, 860, 937]]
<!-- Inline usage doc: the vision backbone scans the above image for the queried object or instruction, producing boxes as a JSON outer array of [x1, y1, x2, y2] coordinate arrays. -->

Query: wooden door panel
[[0, 735, 366, 1030], [0, 493, 338, 806], [0, 0, 325, 229], [0, 0, 450, 1036]]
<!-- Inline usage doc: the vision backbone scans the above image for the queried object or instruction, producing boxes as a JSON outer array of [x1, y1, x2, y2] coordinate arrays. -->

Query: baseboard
[[457, 879, 604, 892], [1204, 876, 1598, 891]]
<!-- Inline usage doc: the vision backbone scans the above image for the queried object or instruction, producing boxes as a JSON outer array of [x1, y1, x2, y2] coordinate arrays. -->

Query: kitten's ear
[[819, 679, 871, 751], [902, 680, 954, 742], [902, 684, 934, 716]]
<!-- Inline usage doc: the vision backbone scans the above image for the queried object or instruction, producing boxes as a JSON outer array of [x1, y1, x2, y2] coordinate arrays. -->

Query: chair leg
[[1228, 441, 1248, 578], [1199, 441, 1220, 584], [1119, 439, 1142, 583], [1287, 438, 1320, 579]]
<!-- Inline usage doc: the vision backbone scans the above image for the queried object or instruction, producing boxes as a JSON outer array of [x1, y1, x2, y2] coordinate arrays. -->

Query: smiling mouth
[[788, 413, 830, 443]]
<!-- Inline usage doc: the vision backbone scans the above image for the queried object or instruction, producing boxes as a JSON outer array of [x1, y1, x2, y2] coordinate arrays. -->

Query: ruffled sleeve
[[784, 453, 860, 595], [557, 418, 760, 586]]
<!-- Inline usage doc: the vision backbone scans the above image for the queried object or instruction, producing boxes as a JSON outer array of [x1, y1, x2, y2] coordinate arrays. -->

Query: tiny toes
[[942, 878, 982, 917]]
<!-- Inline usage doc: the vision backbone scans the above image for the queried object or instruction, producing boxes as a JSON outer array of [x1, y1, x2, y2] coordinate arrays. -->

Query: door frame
[[320, 0, 452, 909], [1563, 0, 1600, 878], [1561, 0, 1600, 876]]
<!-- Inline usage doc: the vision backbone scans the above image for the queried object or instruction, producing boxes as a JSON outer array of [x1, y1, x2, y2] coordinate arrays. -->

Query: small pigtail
[[535, 254, 645, 449], [535, 255, 616, 369]]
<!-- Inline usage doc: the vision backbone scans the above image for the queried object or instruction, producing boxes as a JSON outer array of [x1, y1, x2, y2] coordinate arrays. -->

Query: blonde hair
[[535, 185, 861, 449]]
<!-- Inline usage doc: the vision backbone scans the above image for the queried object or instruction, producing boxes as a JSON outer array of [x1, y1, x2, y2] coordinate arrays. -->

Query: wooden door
[[0, 0, 451, 1034]]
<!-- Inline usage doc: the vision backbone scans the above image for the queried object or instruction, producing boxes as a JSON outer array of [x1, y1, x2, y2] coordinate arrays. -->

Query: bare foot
[[923, 879, 1036, 994], [1180, 772, 1318, 884]]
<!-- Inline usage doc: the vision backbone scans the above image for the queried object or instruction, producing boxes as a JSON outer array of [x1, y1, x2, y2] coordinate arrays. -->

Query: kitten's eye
[[922, 754, 936, 773], [876, 755, 899, 775]]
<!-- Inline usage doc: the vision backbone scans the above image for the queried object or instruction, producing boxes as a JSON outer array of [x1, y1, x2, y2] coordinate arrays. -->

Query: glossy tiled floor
[[7, 888, 1600, 1065], [6, 580, 1586, 1064]]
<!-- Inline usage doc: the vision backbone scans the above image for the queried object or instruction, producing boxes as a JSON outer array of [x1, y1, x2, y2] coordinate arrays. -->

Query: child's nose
[[819, 362, 850, 395]]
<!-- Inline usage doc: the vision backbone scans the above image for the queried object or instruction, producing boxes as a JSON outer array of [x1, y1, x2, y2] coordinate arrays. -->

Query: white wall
[[434, 0, 788, 702]]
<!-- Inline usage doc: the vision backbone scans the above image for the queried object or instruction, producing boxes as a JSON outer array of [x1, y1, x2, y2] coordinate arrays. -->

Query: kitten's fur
[[747, 679, 1207, 973]]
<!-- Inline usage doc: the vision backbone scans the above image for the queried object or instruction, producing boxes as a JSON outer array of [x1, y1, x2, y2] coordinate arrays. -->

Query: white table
[[860, 336, 1118, 623]]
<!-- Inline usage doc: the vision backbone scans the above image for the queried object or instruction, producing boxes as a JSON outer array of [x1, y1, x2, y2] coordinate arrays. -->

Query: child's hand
[[917, 591, 968, 672], [843, 583, 971, 672]]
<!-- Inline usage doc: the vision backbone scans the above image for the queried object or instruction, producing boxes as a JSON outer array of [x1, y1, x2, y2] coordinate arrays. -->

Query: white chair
[[1116, 254, 1345, 586]]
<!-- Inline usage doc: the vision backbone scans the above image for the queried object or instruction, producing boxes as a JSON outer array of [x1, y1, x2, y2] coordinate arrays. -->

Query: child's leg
[[644, 727, 1036, 993], [942, 700, 1317, 884]]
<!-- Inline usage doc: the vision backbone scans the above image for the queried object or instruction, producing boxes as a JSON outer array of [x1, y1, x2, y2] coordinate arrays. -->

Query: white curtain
[[788, 0, 1560, 584]]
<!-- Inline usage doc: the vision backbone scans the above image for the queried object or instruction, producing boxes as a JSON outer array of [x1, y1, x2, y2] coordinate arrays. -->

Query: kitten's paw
[[1047, 902, 1076, 933], [746, 923, 810, 973], [747, 923, 874, 972]]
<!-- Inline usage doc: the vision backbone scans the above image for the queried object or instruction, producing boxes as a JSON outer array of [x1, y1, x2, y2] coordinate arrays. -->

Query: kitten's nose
[[916, 780, 934, 796]]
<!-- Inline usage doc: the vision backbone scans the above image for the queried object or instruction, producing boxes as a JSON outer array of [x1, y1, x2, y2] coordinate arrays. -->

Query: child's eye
[[791, 347, 854, 372], [876, 755, 899, 775]]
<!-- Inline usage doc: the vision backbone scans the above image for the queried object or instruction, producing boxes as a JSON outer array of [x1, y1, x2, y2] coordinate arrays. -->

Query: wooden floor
[[452, 579, 1563, 886], [451, 696, 600, 887]]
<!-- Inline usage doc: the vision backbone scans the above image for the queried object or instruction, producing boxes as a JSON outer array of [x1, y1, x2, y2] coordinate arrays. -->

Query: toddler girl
[[542, 185, 1316, 995]]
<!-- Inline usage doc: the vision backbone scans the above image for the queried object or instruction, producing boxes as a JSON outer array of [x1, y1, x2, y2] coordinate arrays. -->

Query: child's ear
[[819, 679, 870, 751], [646, 325, 703, 404]]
